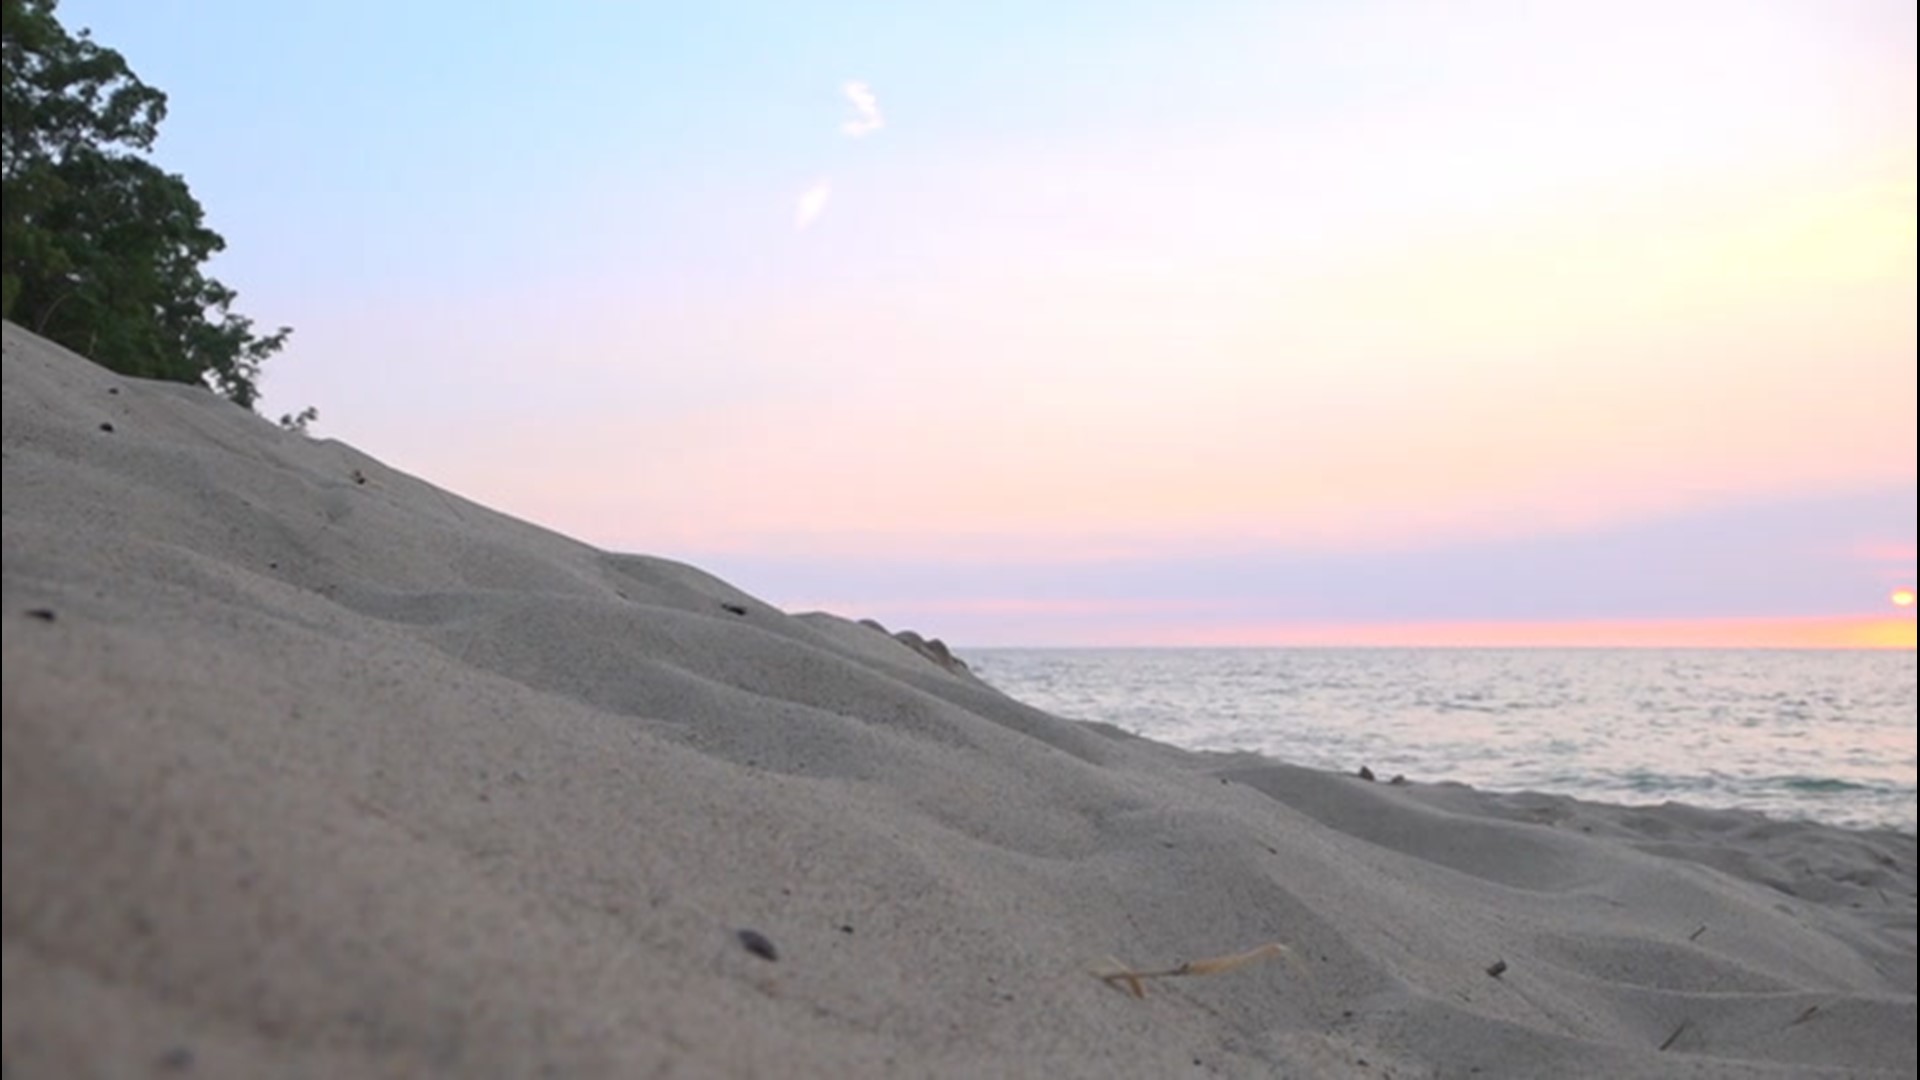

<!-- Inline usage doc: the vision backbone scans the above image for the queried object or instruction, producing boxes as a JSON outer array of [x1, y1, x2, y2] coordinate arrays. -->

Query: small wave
[[1775, 776, 1873, 794], [1617, 771, 1691, 794]]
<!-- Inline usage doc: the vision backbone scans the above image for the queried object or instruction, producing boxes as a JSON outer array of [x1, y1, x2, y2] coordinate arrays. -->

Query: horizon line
[[897, 614, 1920, 652]]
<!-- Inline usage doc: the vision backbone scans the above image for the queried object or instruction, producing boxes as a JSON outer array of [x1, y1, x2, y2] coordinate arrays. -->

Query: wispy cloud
[[794, 179, 832, 230], [787, 82, 879, 231], [1843, 540, 1918, 565], [840, 80, 883, 138]]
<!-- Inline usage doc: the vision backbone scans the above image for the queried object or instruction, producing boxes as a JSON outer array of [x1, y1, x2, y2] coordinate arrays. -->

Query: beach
[[3, 318, 1914, 1076]]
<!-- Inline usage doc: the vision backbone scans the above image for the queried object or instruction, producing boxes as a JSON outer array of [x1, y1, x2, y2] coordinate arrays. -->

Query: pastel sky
[[63, 0, 1917, 647]]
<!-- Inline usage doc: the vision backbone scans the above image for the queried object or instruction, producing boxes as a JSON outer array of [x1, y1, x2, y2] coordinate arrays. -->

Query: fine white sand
[[3, 320, 1914, 1078]]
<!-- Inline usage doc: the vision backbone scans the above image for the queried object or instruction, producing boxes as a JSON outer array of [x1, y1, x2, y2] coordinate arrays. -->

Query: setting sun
[[1894, 588, 1917, 609]]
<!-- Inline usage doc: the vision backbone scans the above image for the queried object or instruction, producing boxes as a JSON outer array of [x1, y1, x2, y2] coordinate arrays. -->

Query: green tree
[[2, 0, 288, 407]]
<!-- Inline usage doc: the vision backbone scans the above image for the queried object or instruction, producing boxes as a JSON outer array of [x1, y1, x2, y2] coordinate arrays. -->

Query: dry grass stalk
[[1093, 942, 1295, 999]]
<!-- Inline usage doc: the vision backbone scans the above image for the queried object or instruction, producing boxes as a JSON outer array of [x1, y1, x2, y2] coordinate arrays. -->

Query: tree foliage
[[2, 0, 287, 407]]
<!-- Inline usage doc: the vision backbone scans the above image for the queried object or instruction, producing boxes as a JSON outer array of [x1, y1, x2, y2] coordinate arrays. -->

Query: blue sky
[[55, 0, 1920, 645]]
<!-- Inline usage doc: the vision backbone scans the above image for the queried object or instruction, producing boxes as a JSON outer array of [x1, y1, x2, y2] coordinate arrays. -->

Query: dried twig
[[1658, 1018, 1691, 1051], [1093, 942, 1296, 999]]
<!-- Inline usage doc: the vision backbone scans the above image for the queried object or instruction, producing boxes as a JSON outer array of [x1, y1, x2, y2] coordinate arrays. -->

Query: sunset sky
[[64, 0, 1917, 647]]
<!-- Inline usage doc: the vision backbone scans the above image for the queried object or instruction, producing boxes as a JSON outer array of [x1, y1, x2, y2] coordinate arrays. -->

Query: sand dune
[[3, 320, 1913, 1077]]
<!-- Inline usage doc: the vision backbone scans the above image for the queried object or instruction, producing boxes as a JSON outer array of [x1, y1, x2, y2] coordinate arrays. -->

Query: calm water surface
[[967, 648, 1917, 834]]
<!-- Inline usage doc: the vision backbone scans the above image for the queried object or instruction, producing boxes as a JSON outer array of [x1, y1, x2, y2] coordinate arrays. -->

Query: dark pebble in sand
[[737, 928, 779, 962], [1357, 766, 1376, 781], [25, 608, 56, 622], [99, 421, 114, 432], [721, 602, 748, 616], [1485, 959, 1508, 978]]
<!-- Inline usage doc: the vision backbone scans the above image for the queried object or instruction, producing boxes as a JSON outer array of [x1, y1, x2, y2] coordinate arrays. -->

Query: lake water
[[965, 648, 1918, 834]]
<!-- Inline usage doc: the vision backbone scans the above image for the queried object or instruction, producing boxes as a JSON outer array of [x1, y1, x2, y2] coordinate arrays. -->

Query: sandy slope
[[3, 320, 1913, 1078]]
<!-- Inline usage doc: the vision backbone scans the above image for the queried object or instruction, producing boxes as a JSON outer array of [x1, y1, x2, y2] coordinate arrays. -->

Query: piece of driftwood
[[1093, 942, 1295, 999]]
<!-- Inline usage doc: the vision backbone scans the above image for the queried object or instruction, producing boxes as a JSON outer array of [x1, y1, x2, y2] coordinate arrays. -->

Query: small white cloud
[[794, 179, 832, 230], [841, 80, 883, 138]]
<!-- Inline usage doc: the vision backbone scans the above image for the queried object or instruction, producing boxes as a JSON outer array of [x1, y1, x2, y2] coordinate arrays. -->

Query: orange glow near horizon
[[1135, 614, 1918, 651]]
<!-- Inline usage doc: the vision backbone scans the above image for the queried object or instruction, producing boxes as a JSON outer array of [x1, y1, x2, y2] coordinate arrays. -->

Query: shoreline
[[6, 320, 1915, 1077], [965, 647, 1918, 837]]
